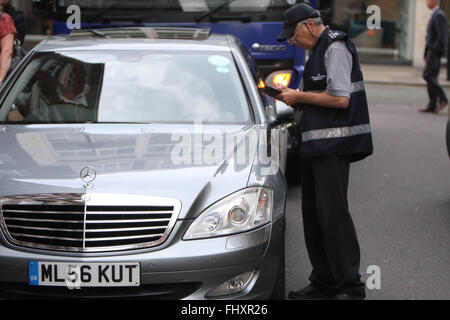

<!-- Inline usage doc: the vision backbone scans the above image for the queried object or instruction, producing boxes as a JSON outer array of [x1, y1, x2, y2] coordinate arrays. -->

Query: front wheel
[[269, 219, 286, 300]]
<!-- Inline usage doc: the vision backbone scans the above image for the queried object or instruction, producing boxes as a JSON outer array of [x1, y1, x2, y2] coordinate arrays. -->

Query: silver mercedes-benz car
[[0, 27, 293, 299]]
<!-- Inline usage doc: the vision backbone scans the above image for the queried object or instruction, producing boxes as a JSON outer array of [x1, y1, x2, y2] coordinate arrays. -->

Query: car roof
[[36, 27, 236, 53]]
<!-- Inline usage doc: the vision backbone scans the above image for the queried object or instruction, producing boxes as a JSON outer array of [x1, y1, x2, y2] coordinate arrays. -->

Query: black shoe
[[288, 283, 334, 300]]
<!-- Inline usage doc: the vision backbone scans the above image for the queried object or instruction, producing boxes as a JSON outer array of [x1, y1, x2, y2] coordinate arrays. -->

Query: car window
[[240, 43, 260, 84], [0, 51, 252, 124]]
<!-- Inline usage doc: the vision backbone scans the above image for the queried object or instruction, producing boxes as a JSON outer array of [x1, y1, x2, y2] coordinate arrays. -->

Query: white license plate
[[29, 261, 140, 287]]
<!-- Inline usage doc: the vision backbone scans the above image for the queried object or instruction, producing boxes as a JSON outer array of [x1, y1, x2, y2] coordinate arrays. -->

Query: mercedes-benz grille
[[0, 194, 181, 252]]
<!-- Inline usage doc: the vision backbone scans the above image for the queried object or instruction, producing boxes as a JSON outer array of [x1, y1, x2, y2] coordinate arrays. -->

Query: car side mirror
[[267, 101, 295, 130]]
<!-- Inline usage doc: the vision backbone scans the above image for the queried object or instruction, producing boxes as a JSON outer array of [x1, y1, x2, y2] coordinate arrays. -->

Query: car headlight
[[183, 187, 273, 240]]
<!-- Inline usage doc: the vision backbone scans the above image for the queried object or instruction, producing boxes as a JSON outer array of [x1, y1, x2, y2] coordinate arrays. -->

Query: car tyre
[[269, 218, 286, 300], [286, 152, 302, 185]]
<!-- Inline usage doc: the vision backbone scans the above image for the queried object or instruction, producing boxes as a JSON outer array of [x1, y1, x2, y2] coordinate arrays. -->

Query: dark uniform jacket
[[301, 29, 373, 163]]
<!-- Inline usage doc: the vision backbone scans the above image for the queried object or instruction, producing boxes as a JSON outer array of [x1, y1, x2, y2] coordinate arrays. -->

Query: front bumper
[[0, 216, 284, 300]]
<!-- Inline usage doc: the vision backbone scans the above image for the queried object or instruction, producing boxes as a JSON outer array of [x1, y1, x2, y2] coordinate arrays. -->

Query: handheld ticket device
[[258, 80, 281, 98]]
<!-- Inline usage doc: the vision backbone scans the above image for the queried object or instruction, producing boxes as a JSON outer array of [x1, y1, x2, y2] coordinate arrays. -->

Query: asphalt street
[[285, 84, 450, 300]]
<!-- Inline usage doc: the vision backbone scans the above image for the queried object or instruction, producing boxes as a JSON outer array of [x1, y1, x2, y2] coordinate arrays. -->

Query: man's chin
[[295, 43, 309, 50], [297, 42, 313, 50]]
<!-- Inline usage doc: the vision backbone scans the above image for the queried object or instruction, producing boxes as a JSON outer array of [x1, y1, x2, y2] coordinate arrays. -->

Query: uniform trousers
[[301, 154, 365, 292]]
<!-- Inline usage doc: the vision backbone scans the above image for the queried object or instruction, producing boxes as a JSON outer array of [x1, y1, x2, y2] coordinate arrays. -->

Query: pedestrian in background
[[276, 3, 373, 300], [1, 0, 27, 45], [0, 3, 16, 87], [419, 0, 449, 114]]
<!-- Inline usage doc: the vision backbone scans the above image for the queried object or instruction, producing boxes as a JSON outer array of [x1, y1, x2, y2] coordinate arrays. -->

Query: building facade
[[319, 0, 449, 67]]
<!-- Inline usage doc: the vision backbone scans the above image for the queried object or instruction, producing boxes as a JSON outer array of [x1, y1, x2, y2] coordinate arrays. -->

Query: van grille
[[0, 194, 181, 253]]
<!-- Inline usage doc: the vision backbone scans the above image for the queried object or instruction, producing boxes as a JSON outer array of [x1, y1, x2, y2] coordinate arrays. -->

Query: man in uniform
[[275, 4, 373, 300]]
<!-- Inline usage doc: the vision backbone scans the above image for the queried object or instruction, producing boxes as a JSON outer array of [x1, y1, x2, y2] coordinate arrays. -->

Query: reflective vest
[[301, 29, 373, 163]]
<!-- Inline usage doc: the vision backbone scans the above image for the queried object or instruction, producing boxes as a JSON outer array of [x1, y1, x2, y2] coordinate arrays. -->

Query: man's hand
[[276, 88, 303, 106], [8, 110, 24, 122]]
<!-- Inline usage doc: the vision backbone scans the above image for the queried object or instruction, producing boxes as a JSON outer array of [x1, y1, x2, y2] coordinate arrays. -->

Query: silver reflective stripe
[[352, 80, 365, 93], [302, 124, 371, 142], [302, 81, 365, 94]]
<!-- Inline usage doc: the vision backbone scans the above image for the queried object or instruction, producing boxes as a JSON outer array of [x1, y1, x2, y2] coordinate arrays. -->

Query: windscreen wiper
[[194, 0, 238, 22]]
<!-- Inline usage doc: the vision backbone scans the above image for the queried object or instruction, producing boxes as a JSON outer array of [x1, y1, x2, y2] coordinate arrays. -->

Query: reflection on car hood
[[0, 123, 260, 219]]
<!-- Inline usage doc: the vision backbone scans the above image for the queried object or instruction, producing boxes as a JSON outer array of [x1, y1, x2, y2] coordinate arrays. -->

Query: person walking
[[1, 0, 26, 45], [275, 4, 373, 300], [0, 2, 16, 87], [419, 0, 449, 114]]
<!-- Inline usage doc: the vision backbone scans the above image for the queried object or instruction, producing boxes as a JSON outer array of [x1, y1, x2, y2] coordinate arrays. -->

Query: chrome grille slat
[[10, 233, 82, 242], [5, 209, 84, 214], [86, 218, 171, 224], [4, 217, 84, 223], [86, 211, 173, 214], [85, 226, 167, 232], [85, 234, 165, 242], [0, 193, 181, 253], [6, 224, 84, 232]]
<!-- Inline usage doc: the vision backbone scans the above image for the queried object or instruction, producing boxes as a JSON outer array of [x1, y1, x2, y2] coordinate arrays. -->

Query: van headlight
[[266, 70, 293, 89], [183, 187, 273, 240]]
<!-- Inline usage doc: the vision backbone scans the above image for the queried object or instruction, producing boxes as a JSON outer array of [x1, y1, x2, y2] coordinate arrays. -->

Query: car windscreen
[[0, 50, 252, 124], [57, 0, 291, 11]]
